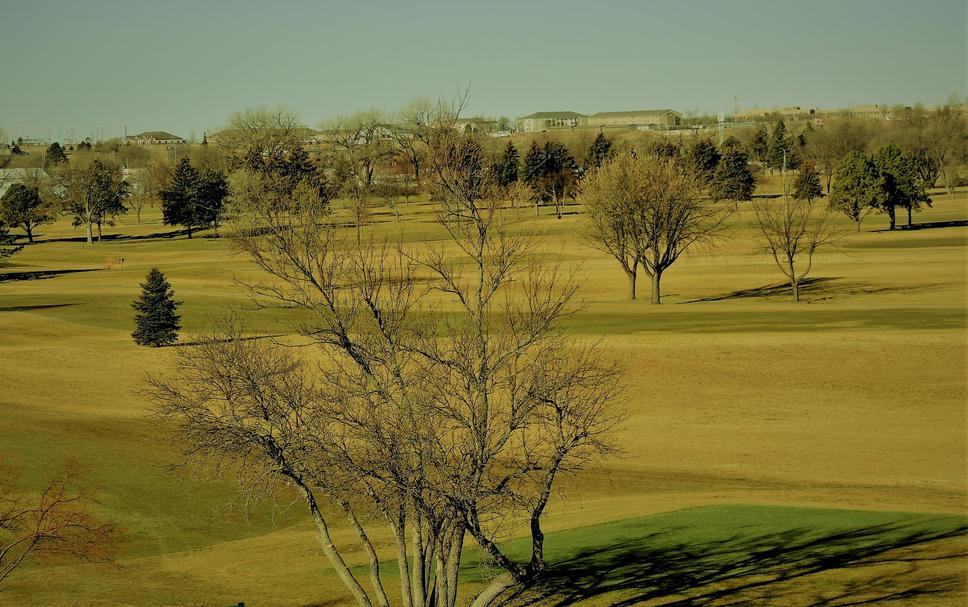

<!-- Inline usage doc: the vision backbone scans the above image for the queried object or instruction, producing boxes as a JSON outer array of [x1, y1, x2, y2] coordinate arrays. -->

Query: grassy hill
[[0, 187, 965, 605]]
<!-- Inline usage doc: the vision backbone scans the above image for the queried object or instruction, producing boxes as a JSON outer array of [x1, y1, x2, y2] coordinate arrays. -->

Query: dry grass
[[0, 187, 965, 605]]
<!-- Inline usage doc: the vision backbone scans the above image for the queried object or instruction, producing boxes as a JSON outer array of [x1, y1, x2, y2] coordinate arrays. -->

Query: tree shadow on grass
[[687, 277, 942, 303], [42, 228, 196, 243], [891, 219, 968, 231], [0, 268, 101, 282], [686, 277, 837, 302], [170, 333, 287, 348], [0, 303, 79, 312], [506, 521, 968, 607]]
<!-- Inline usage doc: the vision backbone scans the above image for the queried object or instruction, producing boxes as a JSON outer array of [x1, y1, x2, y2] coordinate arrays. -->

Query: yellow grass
[[0, 187, 965, 605]]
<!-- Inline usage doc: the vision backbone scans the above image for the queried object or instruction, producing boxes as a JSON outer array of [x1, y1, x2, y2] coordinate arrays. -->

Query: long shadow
[[898, 219, 968, 231], [0, 268, 101, 282], [688, 277, 943, 304], [687, 277, 836, 302], [42, 228, 194, 243], [0, 303, 79, 312], [170, 333, 287, 348], [507, 521, 968, 607]]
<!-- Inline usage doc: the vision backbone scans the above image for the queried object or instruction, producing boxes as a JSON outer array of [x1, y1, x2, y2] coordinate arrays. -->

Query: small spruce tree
[[583, 132, 614, 171], [132, 268, 182, 347], [45, 142, 68, 165], [711, 149, 756, 201], [496, 141, 519, 188], [792, 160, 823, 203]]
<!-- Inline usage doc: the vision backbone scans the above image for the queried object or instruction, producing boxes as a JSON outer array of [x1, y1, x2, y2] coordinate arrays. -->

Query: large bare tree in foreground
[[582, 151, 729, 303], [148, 102, 623, 607]]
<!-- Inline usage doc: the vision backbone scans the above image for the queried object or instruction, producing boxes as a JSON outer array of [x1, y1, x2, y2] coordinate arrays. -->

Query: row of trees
[[829, 145, 930, 230]]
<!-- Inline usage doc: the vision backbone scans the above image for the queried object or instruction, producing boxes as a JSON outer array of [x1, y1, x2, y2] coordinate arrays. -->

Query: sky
[[1, 0, 965, 142]]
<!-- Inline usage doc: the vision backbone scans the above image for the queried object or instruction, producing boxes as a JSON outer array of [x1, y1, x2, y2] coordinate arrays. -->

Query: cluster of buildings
[[124, 131, 186, 145], [732, 104, 923, 123]]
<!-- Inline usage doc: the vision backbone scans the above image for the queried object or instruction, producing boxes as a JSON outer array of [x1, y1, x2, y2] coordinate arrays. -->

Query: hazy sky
[[2, 0, 965, 141]]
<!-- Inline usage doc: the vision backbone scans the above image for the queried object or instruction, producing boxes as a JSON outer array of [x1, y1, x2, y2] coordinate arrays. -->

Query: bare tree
[[0, 464, 114, 588], [580, 151, 651, 300], [752, 165, 838, 302], [924, 105, 967, 194], [585, 151, 728, 304], [149, 98, 624, 607], [218, 107, 303, 168]]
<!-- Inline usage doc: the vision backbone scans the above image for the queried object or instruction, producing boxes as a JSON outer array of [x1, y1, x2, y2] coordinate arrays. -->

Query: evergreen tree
[[132, 268, 181, 347], [792, 161, 823, 202], [649, 141, 681, 160], [749, 126, 768, 163], [195, 168, 230, 235], [766, 120, 791, 171], [45, 142, 68, 165], [0, 183, 53, 243], [722, 135, 742, 151], [583, 132, 614, 171], [496, 141, 519, 188], [689, 138, 721, 183], [540, 141, 579, 218], [521, 141, 544, 189], [710, 149, 755, 201], [160, 158, 202, 238]]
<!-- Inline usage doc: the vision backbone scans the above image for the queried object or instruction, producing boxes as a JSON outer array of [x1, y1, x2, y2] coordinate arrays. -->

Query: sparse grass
[[0, 186, 965, 605]]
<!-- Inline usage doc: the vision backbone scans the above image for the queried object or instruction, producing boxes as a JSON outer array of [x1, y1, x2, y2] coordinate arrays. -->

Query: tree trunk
[[907, 205, 913, 227], [299, 485, 373, 607], [627, 270, 637, 300], [410, 522, 426, 607], [650, 271, 662, 305], [97, 221, 102, 242], [392, 517, 414, 607], [888, 206, 896, 230], [187, 224, 193, 239], [85, 220, 93, 245], [792, 278, 800, 302], [25, 225, 33, 244], [445, 528, 463, 607], [467, 574, 517, 607]]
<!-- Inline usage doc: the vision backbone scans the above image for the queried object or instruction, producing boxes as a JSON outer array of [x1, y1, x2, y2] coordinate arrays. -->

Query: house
[[454, 117, 498, 133], [125, 131, 186, 145], [586, 109, 682, 130], [516, 111, 585, 132]]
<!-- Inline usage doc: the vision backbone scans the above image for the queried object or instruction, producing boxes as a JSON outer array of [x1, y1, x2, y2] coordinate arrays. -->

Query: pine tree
[[195, 168, 229, 235], [689, 138, 721, 183], [792, 161, 823, 202], [711, 149, 755, 201], [496, 141, 519, 188], [766, 120, 790, 171], [583, 132, 614, 170], [749, 126, 768, 163], [522, 142, 544, 189], [132, 268, 181, 347], [45, 142, 68, 165], [160, 158, 201, 238]]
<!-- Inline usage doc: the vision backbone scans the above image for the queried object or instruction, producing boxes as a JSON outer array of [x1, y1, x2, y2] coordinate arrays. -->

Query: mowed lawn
[[0, 188, 965, 605]]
